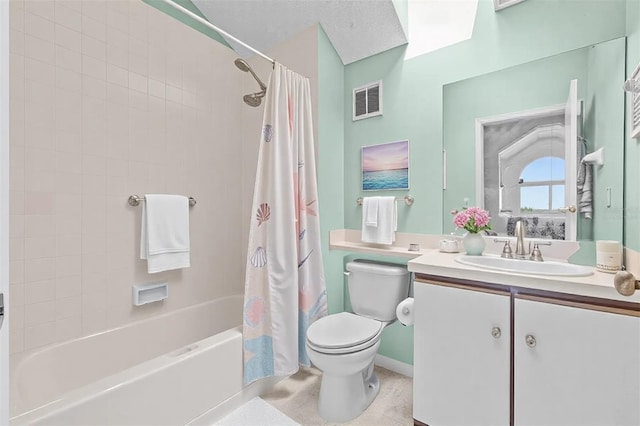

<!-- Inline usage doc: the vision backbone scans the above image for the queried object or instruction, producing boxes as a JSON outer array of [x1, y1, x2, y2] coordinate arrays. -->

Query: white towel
[[577, 139, 593, 220], [361, 196, 396, 245], [363, 197, 379, 227], [140, 194, 191, 274]]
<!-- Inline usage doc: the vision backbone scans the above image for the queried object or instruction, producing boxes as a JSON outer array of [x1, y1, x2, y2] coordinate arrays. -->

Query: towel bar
[[356, 195, 414, 206], [128, 195, 197, 207]]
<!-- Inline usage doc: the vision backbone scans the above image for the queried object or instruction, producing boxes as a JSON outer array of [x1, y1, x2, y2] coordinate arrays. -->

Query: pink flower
[[453, 206, 492, 233]]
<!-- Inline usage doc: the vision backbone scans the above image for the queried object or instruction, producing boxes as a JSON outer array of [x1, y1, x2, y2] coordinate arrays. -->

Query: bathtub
[[10, 295, 279, 425]]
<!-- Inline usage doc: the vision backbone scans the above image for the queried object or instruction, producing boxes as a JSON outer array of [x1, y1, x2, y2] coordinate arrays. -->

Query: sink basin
[[455, 255, 593, 277]]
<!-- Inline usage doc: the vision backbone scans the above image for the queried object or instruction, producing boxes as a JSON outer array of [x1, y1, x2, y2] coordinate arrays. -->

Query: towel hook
[[128, 195, 197, 207]]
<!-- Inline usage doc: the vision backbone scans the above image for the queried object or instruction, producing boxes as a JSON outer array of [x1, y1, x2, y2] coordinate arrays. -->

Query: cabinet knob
[[491, 327, 501, 339], [525, 334, 537, 348]]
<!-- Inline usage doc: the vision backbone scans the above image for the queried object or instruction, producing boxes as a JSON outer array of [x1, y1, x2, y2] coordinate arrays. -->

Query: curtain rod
[[158, 0, 275, 65]]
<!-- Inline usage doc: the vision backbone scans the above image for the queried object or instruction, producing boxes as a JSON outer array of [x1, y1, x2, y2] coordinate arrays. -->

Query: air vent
[[353, 80, 383, 121], [631, 63, 640, 139], [494, 0, 526, 11]]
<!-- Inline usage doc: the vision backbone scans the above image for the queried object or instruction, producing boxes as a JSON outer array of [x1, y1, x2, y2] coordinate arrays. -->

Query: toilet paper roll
[[396, 297, 414, 326]]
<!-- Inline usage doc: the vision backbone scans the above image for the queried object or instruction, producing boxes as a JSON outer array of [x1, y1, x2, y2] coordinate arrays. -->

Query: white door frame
[[1, 0, 10, 423], [475, 100, 578, 241]]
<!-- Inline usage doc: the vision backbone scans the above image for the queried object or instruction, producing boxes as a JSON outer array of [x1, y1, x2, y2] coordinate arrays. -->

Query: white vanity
[[409, 251, 640, 426]]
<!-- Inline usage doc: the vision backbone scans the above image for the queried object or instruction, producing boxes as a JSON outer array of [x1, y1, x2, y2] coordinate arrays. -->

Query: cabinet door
[[514, 298, 640, 426], [414, 283, 511, 426]]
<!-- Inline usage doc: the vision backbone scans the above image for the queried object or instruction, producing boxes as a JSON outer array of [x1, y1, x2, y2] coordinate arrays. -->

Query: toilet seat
[[306, 312, 384, 355]]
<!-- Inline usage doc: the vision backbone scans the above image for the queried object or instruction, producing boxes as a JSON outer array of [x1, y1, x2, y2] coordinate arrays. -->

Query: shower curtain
[[243, 62, 328, 384]]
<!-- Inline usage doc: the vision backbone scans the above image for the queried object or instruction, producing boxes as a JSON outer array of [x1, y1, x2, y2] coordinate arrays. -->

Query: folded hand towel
[[577, 159, 593, 219], [361, 196, 396, 245], [140, 194, 191, 273], [363, 197, 379, 227]]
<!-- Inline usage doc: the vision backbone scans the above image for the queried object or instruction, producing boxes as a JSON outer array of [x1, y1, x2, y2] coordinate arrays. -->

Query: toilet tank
[[346, 259, 410, 322]]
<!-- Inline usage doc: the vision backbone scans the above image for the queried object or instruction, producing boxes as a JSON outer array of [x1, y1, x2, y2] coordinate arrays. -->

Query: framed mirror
[[443, 37, 625, 246]]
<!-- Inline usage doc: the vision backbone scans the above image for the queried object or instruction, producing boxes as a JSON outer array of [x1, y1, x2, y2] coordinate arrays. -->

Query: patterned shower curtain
[[243, 62, 328, 384]]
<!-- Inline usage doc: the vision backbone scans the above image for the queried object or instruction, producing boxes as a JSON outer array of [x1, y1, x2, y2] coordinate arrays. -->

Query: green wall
[[318, 27, 346, 314], [344, 0, 626, 235], [149, 0, 638, 367], [343, 0, 626, 363], [626, 0, 640, 251]]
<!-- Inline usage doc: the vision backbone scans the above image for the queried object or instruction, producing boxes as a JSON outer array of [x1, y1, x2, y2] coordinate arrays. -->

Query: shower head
[[234, 58, 267, 91], [234, 58, 251, 72], [243, 91, 265, 107]]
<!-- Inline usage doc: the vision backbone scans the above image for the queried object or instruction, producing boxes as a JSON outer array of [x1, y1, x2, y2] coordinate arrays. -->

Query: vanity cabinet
[[514, 297, 640, 425], [413, 282, 511, 425], [414, 278, 640, 426]]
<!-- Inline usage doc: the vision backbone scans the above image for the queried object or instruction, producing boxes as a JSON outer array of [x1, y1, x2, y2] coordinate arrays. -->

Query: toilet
[[305, 259, 410, 422]]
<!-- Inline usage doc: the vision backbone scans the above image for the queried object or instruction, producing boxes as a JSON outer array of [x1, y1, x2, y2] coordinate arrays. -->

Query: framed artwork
[[362, 140, 409, 191]]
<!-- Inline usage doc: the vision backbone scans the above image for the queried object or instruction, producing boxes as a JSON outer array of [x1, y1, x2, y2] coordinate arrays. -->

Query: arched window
[[519, 156, 565, 213]]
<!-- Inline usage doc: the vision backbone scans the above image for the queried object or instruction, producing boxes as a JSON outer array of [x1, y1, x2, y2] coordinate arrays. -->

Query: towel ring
[[128, 195, 197, 207], [356, 195, 414, 206]]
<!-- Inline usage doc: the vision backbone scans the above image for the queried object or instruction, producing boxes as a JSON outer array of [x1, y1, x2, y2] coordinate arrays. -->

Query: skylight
[[405, 0, 479, 60]]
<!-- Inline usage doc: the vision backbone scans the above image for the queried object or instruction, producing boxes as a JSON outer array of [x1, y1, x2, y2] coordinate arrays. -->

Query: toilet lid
[[306, 312, 383, 349]]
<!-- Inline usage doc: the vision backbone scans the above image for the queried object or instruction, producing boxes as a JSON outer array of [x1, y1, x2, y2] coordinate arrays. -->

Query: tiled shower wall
[[8, 0, 245, 364]]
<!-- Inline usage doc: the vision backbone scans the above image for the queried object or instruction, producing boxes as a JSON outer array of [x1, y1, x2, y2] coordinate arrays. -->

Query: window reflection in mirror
[[443, 37, 625, 246]]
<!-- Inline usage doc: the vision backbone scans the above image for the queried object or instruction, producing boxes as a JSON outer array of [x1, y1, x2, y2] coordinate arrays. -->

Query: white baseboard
[[374, 354, 413, 378]]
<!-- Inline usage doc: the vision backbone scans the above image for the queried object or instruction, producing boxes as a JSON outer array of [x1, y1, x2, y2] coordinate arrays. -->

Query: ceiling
[[191, 0, 409, 65]]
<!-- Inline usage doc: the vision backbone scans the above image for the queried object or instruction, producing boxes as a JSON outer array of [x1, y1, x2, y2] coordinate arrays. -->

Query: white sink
[[455, 255, 594, 277]]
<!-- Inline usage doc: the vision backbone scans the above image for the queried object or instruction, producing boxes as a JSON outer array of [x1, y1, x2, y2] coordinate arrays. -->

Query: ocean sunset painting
[[362, 140, 410, 191]]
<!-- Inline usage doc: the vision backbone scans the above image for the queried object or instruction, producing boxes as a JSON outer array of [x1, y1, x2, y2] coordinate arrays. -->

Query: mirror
[[443, 37, 625, 245]]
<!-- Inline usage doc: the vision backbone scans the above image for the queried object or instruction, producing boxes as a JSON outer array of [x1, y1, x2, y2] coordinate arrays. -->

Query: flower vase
[[463, 232, 485, 256]]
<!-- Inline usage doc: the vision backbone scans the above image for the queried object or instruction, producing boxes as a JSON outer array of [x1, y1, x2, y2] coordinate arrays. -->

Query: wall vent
[[494, 0, 526, 11], [631, 63, 640, 139], [353, 80, 383, 121]]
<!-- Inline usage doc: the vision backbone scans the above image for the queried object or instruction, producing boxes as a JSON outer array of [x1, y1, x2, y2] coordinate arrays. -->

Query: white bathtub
[[10, 295, 279, 425]]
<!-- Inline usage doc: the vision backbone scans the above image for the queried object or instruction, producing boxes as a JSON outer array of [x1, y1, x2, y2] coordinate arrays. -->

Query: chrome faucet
[[514, 220, 527, 259]]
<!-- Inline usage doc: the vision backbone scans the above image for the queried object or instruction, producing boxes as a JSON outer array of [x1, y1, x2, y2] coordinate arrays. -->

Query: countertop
[[408, 249, 640, 305], [329, 229, 640, 306]]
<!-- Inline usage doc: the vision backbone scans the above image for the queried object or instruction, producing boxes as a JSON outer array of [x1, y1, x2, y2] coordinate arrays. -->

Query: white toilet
[[305, 259, 410, 422]]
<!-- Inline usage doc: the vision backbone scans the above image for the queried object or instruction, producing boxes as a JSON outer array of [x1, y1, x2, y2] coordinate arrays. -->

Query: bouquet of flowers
[[453, 206, 492, 234]]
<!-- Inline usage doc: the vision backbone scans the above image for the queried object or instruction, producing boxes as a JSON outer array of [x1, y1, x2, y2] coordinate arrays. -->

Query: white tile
[[55, 2, 82, 32], [128, 71, 147, 93], [107, 44, 128, 69], [82, 54, 106, 80], [56, 234, 81, 257], [24, 57, 55, 86], [82, 15, 106, 42], [24, 34, 56, 64], [25, 214, 56, 237], [24, 191, 56, 215], [55, 315, 82, 341], [24, 257, 56, 283], [24, 11, 54, 41], [56, 171, 82, 194], [55, 277, 82, 300], [55, 255, 81, 278], [10, 29, 25, 55], [24, 300, 56, 327], [56, 44, 82, 72], [24, 279, 56, 305], [25, 237, 56, 260], [82, 35, 106, 62], [81, 0, 106, 23], [25, 0, 54, 21], [9, 260, 25, 286], [24, 322, 56, 349], [106, 63, 128, 87], [55, 68, 82, 97], [55, 23, 81, 52]]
